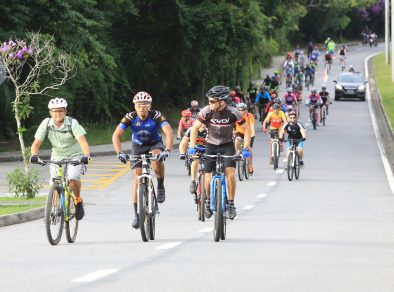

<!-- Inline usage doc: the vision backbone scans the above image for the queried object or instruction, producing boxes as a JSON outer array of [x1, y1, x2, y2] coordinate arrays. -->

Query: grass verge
[[0, 196, 46, 216], [373, 53, 394, 128]]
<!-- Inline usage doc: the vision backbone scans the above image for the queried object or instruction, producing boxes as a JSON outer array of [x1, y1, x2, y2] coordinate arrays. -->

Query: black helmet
[[206, 85, 230, 100], [272, 103, 280, 110]]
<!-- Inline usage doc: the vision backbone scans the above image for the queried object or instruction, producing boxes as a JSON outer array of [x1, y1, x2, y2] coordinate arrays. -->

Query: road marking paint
[[267, 181, 276, 187], [256, 193, 267, 198], [199, 227, 213, 233], [276, 169, 284, 174], [156, 242, 182, 250], [72, 269, 118, 283], [243, 205, 254, 210]]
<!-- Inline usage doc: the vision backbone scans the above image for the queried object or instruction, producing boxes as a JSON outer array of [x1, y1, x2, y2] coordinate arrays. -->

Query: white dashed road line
[[276, 169, 284, 174], [267, 181, 276, 187], [256, 193, 267, 198], [243, 205, 254, 210], [72, 269, 118, 283], [156, 242, 182, 250]]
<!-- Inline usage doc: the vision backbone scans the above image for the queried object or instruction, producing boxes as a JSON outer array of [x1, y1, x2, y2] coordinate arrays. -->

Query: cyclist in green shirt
[[30, 98, 90, 220]]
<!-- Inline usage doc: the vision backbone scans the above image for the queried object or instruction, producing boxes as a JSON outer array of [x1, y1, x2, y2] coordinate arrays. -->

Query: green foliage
[[6, 167, 42, 199]]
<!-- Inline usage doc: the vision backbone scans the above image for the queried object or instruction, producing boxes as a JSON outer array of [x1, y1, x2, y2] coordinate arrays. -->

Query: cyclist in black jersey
[[112, 91, 174, 229], [187, 85, 251, 220], [318, 85, 331, 119], [279, 111, 306, 167]]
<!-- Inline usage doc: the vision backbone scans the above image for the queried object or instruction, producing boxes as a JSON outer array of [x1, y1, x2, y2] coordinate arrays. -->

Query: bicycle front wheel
[[273, 143, 279, 170], [237, 160, 244, 181], [197, 172, 206, 222], [244, 158, 250, 179], [45, 184, 64, 245], [213, 178, 223, 242], [287, 152, 294, 181], [294, 153, 301, 180], [138, 185, 149, 242], [65, 192, 78, 243], [148, 187, 156, 240]]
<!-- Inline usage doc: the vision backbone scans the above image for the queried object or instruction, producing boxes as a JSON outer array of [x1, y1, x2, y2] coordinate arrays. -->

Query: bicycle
[[285, 138, 304, 181], [236, 138, 250, 181], [34, 157, 88, 245], [320, 104, 327, 126], [129, 154, 160, 242], [190, 147, 206, 221], [309, 104, 319, 130], [268, 130, 281, 170], [204, 153, 241, 242], [339, 56, 346, 71], [184, 152, 192, 176]]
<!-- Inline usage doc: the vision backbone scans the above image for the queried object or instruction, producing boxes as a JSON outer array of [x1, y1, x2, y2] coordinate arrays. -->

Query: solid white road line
[[267, 181, 276, 187], [243, 205, 254, 210], [199, 227, 213, 233], [156, 242, 182, 250], [256, 193, 267, 198], [72, 269, 118, 283]]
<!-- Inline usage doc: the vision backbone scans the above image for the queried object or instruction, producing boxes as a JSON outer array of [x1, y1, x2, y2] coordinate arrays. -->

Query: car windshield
[[339, 74, 363, 83]]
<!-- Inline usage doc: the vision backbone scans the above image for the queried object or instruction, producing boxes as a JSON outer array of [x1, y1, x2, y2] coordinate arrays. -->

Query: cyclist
[[234, 103, 255, 174], [177, 109, 195, 141], [187, 85, 251, 220], [262, 103, 287, 164], [30, 98, 90, 221], [283, 87, 298, 117], [279, 111, 306, 167], [180, 124, 207, 195], [112, 91, 174, 229], [188, 100, 201, 118], [306, 88, 323, 123], [229, 90, 241, 105], [338, 45, 347, 69], [319, 85, 331, 119], [307, 41, 314, 59], [255, 86, 271, 122], [324, 51, 333, 71], [270, 71, 280, 92], [327, 39, 336, 56], [247, 82, 258, 117], [309, 46, 320, 65]]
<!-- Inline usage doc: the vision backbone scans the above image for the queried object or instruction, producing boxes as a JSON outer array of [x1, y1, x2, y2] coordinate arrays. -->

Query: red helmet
[[229, 90, 236, 97], [181, 109, 192, 117]]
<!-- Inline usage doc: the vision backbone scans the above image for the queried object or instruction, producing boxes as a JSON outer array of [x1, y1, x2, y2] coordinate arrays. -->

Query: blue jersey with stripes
[[118, 110, 169, 145]]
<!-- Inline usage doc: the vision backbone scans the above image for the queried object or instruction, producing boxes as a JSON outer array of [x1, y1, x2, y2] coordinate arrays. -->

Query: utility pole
[[386, 0, 390, 64]]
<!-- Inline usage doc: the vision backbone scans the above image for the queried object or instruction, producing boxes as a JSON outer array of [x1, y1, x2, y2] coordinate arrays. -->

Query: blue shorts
[[287, 140, 304, 149]]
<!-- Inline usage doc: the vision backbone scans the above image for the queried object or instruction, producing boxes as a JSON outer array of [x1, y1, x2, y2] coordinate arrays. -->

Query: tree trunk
[[13, 93, 28, 173]]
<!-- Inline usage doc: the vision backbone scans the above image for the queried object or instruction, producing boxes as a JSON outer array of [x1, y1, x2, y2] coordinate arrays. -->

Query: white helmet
[[48, 98, 68, 109], [133, 91, 152, 103], [236, 103, 247, 110]]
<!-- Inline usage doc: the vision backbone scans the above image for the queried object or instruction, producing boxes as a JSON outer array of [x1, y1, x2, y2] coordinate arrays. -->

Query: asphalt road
[[1, 45, 393, 292]]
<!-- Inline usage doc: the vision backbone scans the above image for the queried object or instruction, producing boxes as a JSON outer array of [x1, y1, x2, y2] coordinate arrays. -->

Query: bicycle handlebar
[[127, 154, 159, 161], [33, 157, 88, 166]]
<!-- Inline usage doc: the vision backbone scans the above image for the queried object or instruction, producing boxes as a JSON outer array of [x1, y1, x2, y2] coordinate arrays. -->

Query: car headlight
[[335, 84, 343, 90], [358, 85, 365, 91]]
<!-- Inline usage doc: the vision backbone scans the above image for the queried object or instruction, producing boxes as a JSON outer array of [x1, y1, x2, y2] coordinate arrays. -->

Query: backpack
[[42, 116, 76, 147]]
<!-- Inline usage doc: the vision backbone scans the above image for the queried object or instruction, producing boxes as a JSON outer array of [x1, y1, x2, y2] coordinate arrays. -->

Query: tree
[[0, 32, 75, 170]]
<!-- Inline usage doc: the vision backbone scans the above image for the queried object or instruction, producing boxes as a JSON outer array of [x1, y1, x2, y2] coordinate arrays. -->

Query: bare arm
[[112, 126, 125, 154], [30, 139, 42, 156], [241, 122, 251, 149], [77, 135, 90, 156], [189, 120, 203, 148], [162, 123, 174, 151]]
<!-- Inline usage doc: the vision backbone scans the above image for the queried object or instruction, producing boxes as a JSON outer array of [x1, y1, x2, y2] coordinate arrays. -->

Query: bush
[[6, 167, 42, 199]]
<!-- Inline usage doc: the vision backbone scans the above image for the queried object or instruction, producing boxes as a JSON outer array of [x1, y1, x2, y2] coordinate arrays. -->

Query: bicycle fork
[[210, 176, 227, 212]]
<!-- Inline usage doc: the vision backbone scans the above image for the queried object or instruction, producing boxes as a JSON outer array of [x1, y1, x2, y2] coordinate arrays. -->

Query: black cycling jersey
[[283, 122, 305, 140], [319, 91, 329, 103]]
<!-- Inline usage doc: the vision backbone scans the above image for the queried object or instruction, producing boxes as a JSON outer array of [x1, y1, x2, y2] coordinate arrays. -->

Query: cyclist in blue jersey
[[112, 91, 174, 229]]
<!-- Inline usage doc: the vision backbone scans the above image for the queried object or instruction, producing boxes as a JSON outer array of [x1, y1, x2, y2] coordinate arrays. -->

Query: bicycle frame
[[209, 155, 227, 213], [135, 155, 157, 216]]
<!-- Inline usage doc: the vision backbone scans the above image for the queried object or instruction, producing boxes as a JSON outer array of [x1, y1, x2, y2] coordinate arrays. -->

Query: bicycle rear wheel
[[321, 107, 326, 126], [65, 192, 78, 243], [237, 160, 244, 181], [45, 184, 64, 245], [213, 178, 223, 242], [287, 152, 294, 181], [138, 184, 149, 242], [244, 158, 250, 179], [294, 152, 301, 180]]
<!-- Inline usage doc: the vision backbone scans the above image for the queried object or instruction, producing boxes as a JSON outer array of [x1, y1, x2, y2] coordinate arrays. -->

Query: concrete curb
[[0, 206, 44, 227]]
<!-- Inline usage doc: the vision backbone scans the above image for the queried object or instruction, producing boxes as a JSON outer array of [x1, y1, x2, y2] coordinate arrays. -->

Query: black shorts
[[204, 142, 236, 173], [130, 140, 164, 169]]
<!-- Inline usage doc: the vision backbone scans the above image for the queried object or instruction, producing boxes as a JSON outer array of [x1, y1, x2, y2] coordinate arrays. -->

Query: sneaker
[[179, 154, 186, 160], [205, 202, 213, 218], [300, 161, 304, 166], [75, 201, 85, 220], [157, 186, 166, 203], [226, 204, 237, 220], [132, 215, 140, 229], [189, 180, 197, 194], [248, 164, 254, 175]]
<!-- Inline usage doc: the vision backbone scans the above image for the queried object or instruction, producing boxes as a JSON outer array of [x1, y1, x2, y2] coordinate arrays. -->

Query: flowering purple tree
[[0, 32, 75, 170]]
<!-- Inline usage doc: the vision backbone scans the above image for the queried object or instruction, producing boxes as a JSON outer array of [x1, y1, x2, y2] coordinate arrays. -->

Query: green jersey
[[34, 116, 86, 160]]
